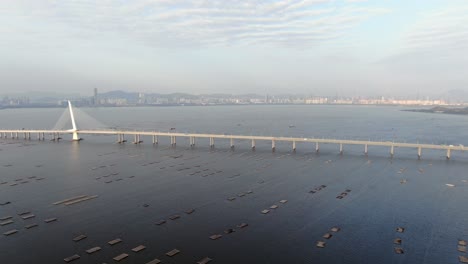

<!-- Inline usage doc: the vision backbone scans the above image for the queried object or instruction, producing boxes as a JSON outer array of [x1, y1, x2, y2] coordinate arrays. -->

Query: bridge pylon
[[67, 100, 82, 141]]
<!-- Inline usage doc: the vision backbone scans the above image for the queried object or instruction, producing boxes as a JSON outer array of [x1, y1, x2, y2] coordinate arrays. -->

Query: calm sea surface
[[1, 105, 468, 264]]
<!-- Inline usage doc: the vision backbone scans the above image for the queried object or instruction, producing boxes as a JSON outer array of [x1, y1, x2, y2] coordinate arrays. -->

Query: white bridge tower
[[67, 100, 81, 141]]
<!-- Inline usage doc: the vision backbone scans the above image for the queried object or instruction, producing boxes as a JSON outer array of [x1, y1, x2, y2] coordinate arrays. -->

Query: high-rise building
[[93, 88, 98, 105]]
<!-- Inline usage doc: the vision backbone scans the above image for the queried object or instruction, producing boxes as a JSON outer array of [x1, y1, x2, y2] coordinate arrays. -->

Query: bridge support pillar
[[390, 145, 394, 157], [272, 139, 275, 152], [171, 136, 176, 146], [417, 147, 422, 160], [152, 135, 158, 145], [15, 132, 18, 139], [230, 138, 234, 149], [251, 139, 256, 151], [190, 136, 195, 147], [339, 143, 343, 155], [23, 132, 26, 140], [364, 144, 368, 155], [293, 141, 296, 152], [118, 134, 126, 143], [210, 137, 214, 148], [315, 142, 319, 153], [446, 148, 451, 160], [133, 134, 138, 144], [71, 131, 79, 141]]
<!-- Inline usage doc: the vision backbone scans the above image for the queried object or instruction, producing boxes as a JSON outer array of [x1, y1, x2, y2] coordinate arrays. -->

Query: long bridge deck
[[0, 129, 463, 159]]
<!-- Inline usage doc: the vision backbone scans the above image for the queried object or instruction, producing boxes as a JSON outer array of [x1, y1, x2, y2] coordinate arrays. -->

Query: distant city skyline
[[1, 0, 467, 96]]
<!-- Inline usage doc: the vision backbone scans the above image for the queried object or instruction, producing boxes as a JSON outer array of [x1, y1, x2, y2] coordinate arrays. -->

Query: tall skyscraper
[[94, 88, 98, 106]]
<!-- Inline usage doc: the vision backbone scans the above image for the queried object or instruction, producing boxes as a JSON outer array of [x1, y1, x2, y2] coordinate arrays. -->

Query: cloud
[[1, 0, 390, 48], [401, 5, 468, 55]]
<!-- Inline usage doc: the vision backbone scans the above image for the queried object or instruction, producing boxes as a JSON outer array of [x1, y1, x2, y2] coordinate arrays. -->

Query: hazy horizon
[[1, 0, 467, 96]]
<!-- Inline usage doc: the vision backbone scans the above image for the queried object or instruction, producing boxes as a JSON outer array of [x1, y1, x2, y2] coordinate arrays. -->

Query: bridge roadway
[[0, 129, 463, 159]]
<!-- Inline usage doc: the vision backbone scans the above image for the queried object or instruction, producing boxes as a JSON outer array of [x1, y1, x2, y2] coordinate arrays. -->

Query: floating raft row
[[72, 234, 87, 242], [53, 195, 98, 206], [155, 220, 166, 226], [21, 214, 35, 220], [224, 228, 235, 234], [3, 229, 18, 236], [108, 238, 122, 245], [166, 249, 180, 257], [0, 220, 13, 226], [25, 223, 38, 229], [63, 254, 80, 263], [316, 241, 326, 248], [458, 245, 467, 253], [113, 253, 129, 262], [210, 234, 222, 240], [53, 195, 88, 205], [132, 245, 146, 252], [44, 218, 57, 223], [145, 259, 161, 264], [185, 209, 195, 214], [0, 216, 12, 221], [261, 209, 270, 214], [279, 200, 288, 204], [197, 257, 212, 264], [270, 205, 278, 209], [17, 211, 31, 216], [237, 223, 248, 228], [85, 246, 101, 254], [169, 215, 180, 220], [0, 201, 11, 205]]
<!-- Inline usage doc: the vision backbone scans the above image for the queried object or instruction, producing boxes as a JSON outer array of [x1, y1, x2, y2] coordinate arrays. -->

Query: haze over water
[[1, 105, 468, 264]]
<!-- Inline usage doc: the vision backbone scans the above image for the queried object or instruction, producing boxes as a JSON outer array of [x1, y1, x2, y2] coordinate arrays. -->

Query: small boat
[[394, 247, 404, 254]]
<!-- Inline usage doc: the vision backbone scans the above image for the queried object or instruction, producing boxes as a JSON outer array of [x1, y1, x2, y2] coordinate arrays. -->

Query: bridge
[[0, 101, 463, 160]]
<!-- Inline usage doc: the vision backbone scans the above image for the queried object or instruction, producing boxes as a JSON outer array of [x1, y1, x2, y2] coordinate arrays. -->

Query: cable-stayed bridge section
[[0, 101, 463, 160]]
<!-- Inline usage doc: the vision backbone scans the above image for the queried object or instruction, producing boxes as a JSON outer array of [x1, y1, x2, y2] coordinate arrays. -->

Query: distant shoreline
[[403, 106, 468, 115], [0, 103, 438, 110]]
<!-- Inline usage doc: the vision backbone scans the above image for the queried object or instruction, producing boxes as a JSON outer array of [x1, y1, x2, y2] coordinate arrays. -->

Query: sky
[[0, 0, 467, 97]]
